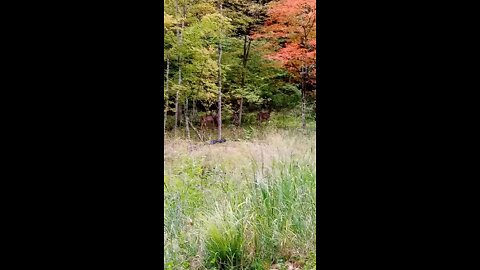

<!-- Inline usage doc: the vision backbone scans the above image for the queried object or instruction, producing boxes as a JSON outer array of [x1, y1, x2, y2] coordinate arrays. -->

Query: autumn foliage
[[253, 0, 316, 84]]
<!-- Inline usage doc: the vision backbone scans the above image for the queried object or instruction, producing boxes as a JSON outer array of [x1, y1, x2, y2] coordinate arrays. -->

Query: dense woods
[[164, 0, 316, 137], [164, 1, 316, 269]]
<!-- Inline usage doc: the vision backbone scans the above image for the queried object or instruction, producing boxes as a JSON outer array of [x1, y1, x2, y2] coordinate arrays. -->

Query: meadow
[[164, 112, 316, 269]]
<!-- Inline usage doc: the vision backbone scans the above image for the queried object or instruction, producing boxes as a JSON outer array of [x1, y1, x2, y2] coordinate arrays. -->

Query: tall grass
[[164, 129, 316, 269]]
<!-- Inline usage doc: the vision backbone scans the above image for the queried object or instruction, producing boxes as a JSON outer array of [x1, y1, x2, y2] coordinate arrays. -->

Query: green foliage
[[270, 84, 301, 110], [165, 0, 304, 112], [222, 0, 269, 36], [164, 0, 316, 131], [187, 2, 217, 23]]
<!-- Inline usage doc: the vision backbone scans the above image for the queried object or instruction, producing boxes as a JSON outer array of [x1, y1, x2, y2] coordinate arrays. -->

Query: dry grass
[[164, 129, 315, 181], [164, 127, 316, 269]]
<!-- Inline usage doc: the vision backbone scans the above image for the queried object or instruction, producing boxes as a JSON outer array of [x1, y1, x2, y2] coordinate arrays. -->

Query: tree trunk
[[175, 90, 179, 134], [180, 5, 189, 140], [239, 97, 243, 126], [165, 56, 170, 135], [178, 105, 182, 127], [164, 106, 167, 135], [174, 0, 184, 136], [174, 1, 179, 135], [217, 47, 222, 140], [185, 97, 190, 140], [239, 35, 251, 127], [301, 89, 306, 129], [193, 98, 197, 123], [301, 65, 306, 129], [217, 1, 223, 140]]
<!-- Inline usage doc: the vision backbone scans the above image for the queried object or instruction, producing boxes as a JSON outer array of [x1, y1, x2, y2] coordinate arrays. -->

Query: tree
[[223, 0, 269, 126], [217, 0, 224, 140], [253, 0, 316, 128], [164, 11, 177, 135], [165, 0, 300, 137]]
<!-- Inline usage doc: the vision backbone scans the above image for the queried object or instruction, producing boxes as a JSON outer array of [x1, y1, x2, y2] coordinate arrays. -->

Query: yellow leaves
[[164, 12, 177, 29], [189, 2, 217, 20], [201, 13, 234, 35]]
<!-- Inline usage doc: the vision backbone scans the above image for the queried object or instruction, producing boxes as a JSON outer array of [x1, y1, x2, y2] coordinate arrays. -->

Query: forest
[[164, 0, 316, 269]]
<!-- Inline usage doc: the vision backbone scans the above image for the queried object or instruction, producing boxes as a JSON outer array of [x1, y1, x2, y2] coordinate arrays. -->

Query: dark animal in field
[[232, 112, 240, 126], [200, 114, 218, 129], [209, 138, 226, 144], [257, 111, 270, 123]]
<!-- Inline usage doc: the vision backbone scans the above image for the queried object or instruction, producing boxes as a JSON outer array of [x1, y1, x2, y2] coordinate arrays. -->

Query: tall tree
[[238, 34, 251, 126], [173, 0, 186, 135], [223, 0, 268, 126], [164, 10, 176, 134], [253, 0, 316, 128], [217, 0, 223, 140], [165, 56, 170, 135]]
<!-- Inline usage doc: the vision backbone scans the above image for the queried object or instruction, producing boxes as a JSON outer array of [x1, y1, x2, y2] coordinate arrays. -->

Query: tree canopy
[[164, 0, 316, 132]]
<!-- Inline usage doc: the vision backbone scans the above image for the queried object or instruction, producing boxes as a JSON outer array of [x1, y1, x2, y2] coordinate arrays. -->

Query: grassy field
[[164, 114, 316, 269]]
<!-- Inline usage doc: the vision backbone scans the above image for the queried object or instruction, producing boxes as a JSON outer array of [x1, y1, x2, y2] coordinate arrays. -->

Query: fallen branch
[[189, 121, 203, 141]]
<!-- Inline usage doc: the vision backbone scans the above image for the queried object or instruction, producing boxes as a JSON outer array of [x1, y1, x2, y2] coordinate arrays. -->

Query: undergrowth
[[164, 128, 316, 269]]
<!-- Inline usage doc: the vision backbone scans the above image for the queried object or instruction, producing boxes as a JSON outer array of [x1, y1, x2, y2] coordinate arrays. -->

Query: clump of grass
[[200, 202, 245, 269]]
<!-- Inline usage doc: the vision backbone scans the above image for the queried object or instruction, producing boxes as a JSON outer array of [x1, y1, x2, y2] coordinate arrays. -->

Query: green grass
[[164, 122, 316, 269], [164, 110, 316, 142]]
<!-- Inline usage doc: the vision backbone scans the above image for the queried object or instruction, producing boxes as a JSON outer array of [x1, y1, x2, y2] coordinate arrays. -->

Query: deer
[[200, 113, 218, 130], [257, 110, 270, 124]]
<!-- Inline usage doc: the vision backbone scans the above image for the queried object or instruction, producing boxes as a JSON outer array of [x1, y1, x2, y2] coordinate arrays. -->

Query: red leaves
[[253, 0, 316, 40], [252, 0, 316, 81], [266, 0, 316, 23], [266, 43, 315, 77], [267, 44, 303, 62]]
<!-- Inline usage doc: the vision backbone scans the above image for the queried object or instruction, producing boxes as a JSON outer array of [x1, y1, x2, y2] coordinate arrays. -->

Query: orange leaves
[[267, 0, 316, 23], [252, 0, 315, 40], [252, 0, 316, 80], [268, 43, 303, 62], [266, 43, 315, 76], [265, 0, 316, 35]]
